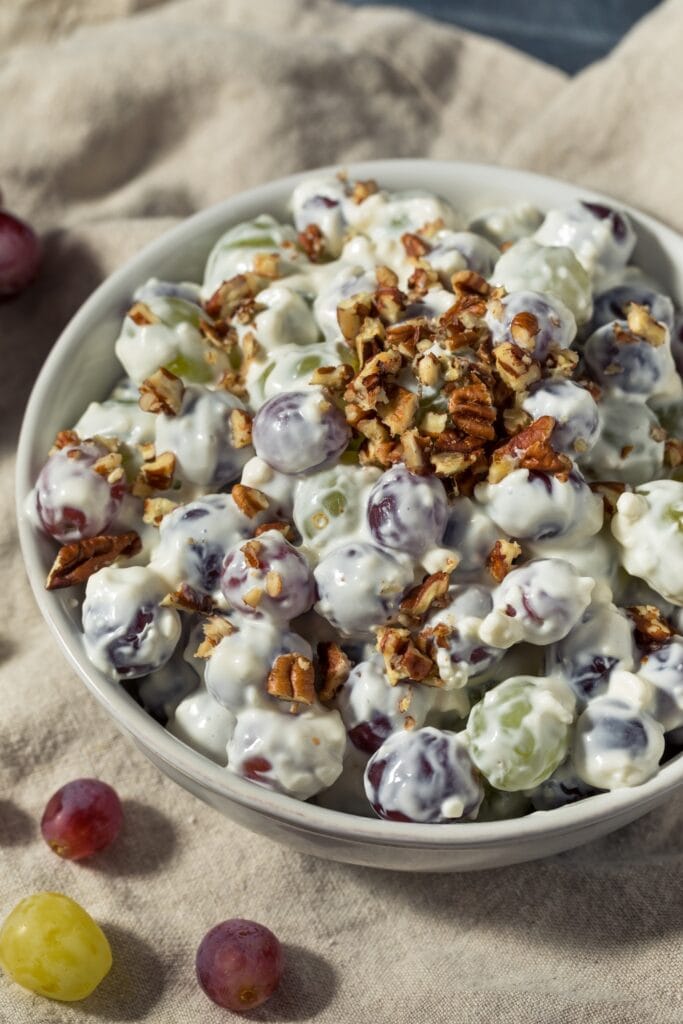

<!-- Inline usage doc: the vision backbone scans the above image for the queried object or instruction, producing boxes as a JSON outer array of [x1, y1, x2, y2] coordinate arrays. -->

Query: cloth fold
[[1, 2, 682, 1021]]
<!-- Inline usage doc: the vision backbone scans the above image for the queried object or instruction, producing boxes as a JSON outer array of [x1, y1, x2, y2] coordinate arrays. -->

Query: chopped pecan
[[401, 428, 429, 473], [488, 416, 571, 483], [142, 497, 178, 526], [486, 539, 522, 582], [241, 539, 264, 569], [138, 441, 156, 462], [354, 317, 386, 367], [217, 370, 248, 398], [665, 437, 683, 468], [265, 571, 283, 597], [349, 178, 379, 204], [545, 346, 580, 378], [589, 480, 627, 516], [378, 386, 419, 436], [451, 270, 490, 297], [448, 380, 497, 444], [374, 286, 407, 325], [138, 367, 185, 416], [626, 303, 667, 347], [400, 572, 450, 618], [376, 265, 399, 288], [509, 311, 540, 350], [336, 293, 374, 341], [503, 404, 532, 436], [252, 252, 280, 278], [204, 273, 268, 320], [415, 351, 440, 388], [50, 429, 80, 453], [316, 642, 351, 703], [267, 653, 316, 705], [241, 331, 263, 364], [45, 532, 141, 590], [92, 451, 124, 485], [407, 263, 440, 298], [401, 232, 430, 259], [297, 223, 326, 262], [346, 349, 402, 411], [195, 616, 235, 658], [253, 520, 295, 540], [229, 408, 253, 449], [376, 626, 436, 686], [493, 342, 541, 392], [198, 317, 238, 351], [127, 301, 159, 326], [242, 587, 263, 608], [430, 450, 478, 477], [309, 364, 354, 390], [627, 605, 673, 645], [231, 483, 269, 518], [161, 584, 214, 614], [420, 411, 448, 435], [133, 451, 176, 495]]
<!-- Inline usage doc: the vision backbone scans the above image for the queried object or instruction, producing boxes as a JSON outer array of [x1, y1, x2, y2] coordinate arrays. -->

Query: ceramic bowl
[[16, 160, 683, 872]]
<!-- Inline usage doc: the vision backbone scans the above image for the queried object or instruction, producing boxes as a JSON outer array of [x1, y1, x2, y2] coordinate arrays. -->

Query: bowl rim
[[16, 157, 683, 849]]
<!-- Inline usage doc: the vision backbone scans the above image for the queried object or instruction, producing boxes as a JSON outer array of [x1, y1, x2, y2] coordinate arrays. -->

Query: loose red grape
[[0, 210, 41, 297], [196, 918, 284, 1012], [40, 778, 123, 861]]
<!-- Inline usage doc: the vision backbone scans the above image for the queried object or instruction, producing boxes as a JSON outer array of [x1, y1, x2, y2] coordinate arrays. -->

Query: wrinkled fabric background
[[2, 1, 683, 1021]]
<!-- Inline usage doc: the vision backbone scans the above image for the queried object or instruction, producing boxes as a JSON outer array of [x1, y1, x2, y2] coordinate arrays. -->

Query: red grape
[[0, 210, 41, 297], [196, 918, 284, 1012], [40, 778, 123, 860]]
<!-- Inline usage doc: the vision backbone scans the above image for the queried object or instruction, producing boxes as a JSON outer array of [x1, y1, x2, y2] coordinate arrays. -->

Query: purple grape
[[41, 779, 123, 860], [528, 760, 599, 810], [364, 727, 483, 823], [252, 389, 350, 474], [591, 284, 674, 334], [367, 464, 448, 556], [314, 541, 413, 637], [221, 530, 315, 624], [0, 209, 41, 297], [196, 918, 284, 1012], [34, 440, 126, 543], [485, 289, 575, 360], [521, 378, 599, 455], [336, 656, 435, 753], [584, 321, 669, 396], [422, 585, 504, 683], [581, 201, 629, 242], [638, 637, 683, 731]]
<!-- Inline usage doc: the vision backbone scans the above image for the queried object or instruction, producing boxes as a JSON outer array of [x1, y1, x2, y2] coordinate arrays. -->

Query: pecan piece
[[374, 286, 406, 325], [488, 416, 571, 483], [376, 626, 436, 686], [132, 451, 176, 496], [627, 605, 673, 645], [229, 408, 253, 449], [50, 429, 80, 454], [378, 386, 419, 436], [626, 303, 667, 347], [297, 223, 326, 262], [493, 342, 541, 392], [509, 311, 540, 350], [46, 532, 141, 590], [253, 520, 295, 541], [127, 301, 160, 326], [267, 653, 316, 705], [139, 367, 185, 416], [401, 232, 430, 259], [336, 293, 374, 341], [195, 616, 235, 658], [589, 480, 626, 516], [162, 584, 214, 614], [376, 265, 399, 288], [665, 437, 683, 468], [231, 483, 269, 518], [309, 364, 354, 390], [486, 539, 522, 582], [400, 572, 450, 618], [142, 497, 179, 526], [349, 179, 379, 204], [316, 642, 352, 703], [252, 252, 280, 279]]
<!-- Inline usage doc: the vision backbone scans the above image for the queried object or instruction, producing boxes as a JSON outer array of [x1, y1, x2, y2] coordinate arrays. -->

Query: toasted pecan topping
[[378, 386, 419, 437], [161, 584, 214, 614], [92, 451, 124, 485], [50, 429, 81, 453], [376, 265, 399, 289], [252, 252, 280, 279], [509, 311, 540, 350], [451, 270, 490, 297], [46, 532, 141, 590], [267, 653, 316, 705], [626, 303, 667, 347], [486, 539, 523, 582], [376, 626, 436, 686], [265, 571, 283, 598], [231, 483, 269, 518], [374, 286, 407, 325], [627, 605, 673, 645], [229, 408, 253, 449], [309, 364, 354, 390], [316, 642, 351, 703], [132, 451, 176, 496], [488, 416, 571, 483], [253, 520, 295, 540], [242, 587, 263, 608], [493, 342, 541, 392], [139, 367, 185, 416], [665, 437, 683, 468], [142, 497, 178, 526], [297, 223, 326, 262], [195, 616, 235, 658], [401, 232, 430, 259], [400, 572, 450, 618], [127, 301, 159, 326], [204, 273, 268, 321], [241, 539, 264, 569], [337, 293, 374, 341], [589, 480, 627, 516], [349, 179, 379, 204]]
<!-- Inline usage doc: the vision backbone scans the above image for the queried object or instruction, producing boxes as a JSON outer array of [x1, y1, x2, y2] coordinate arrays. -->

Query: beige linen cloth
[[1, 1, 683, 1021]]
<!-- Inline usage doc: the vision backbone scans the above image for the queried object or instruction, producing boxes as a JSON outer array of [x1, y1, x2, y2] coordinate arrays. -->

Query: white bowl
[[16, 160, 683, 872]]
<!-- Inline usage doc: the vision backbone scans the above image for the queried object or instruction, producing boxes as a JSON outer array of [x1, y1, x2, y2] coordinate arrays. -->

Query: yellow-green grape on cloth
[[466, 676, 575, 792], [0, 893, 112, 1002]]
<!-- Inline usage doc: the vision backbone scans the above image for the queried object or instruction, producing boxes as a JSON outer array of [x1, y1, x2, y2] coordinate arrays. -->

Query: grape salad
[[26, 173, 683, 824]]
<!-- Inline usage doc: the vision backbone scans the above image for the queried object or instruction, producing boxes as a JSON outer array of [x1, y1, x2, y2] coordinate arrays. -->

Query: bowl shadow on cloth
[[1, 229, 103, 457], [80, 922, 166, 1022], [80, 800, 178, 878], [326, 802, 683, 950]]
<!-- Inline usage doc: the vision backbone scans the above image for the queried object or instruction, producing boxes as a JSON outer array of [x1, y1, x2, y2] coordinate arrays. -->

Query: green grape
[[164, 354, 213, 384], [160, 296, 203, 328], [0, 893, 112, 1002], [225, 234, 278, 249], [466, 676, 574, 792]]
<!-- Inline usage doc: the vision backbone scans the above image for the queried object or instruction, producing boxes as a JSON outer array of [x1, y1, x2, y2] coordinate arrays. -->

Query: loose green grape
[[0, 893, 112, 1001], [466, 676, 575, 792]]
